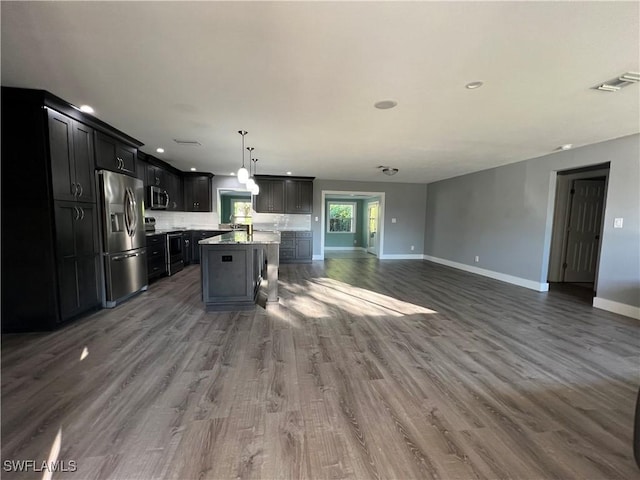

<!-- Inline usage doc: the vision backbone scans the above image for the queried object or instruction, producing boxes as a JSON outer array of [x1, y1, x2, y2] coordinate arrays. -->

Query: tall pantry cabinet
[[1, 87, 142, 332]]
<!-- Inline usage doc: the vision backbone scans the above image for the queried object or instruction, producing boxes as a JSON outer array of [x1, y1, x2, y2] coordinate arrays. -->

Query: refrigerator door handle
[[112, 252, 142, 261], [128, 187, 138, 236], [123, 188, 132, 237]]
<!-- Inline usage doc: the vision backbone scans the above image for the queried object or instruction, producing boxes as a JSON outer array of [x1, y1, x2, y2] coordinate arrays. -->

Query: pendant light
[[251, 158, 260, 195], [237, 130, 249, 183], [245, 147, 256, 190]]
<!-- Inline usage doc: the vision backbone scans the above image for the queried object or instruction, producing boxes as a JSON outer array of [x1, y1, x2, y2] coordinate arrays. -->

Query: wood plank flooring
[[2, 258, 639, 479]]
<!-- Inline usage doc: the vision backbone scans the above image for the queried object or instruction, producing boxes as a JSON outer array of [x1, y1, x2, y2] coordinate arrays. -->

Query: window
[[327, 202, 356, 233], [231, 199, 252, 224]]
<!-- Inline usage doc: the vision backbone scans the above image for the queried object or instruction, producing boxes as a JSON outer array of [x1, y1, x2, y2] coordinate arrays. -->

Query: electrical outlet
[[315, 216, 319, 222], [353, 239, 357, 244], [410, 245, 415, 251], [614, 217, 623, 228], [474, 255, 480, 263]]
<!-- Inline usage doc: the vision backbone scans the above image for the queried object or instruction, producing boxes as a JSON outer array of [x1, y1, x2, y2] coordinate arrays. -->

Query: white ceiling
[[2, 1, 638, 184]]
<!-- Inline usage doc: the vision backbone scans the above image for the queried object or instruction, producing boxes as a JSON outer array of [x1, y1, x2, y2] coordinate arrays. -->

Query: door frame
[[545, 165, 610, 298], [366, 200, 380, 255], [320, 190, 386, 260]]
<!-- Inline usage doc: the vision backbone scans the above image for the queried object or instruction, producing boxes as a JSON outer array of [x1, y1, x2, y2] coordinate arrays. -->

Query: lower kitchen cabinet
[[279, 231, 313, 263], [146, 234, 167, 280]]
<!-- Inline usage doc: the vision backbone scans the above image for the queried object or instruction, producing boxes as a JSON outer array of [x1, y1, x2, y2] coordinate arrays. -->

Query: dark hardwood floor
[[2, 258, 639, 479]]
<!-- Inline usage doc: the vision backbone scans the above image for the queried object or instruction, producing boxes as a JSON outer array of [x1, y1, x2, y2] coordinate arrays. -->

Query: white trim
[[423, 255, 549, 292], [312, 254, 324, 261], [593, 297, 640, 320], [380, 254, 424, 260], [324, 246, 365, 251]]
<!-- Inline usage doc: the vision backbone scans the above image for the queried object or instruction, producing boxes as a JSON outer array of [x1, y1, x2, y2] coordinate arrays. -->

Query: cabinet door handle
[[73, 206, 80, 220], [77, 182, 83, 198], [79, 207, 85, 220], [71, 183, 77, 197]]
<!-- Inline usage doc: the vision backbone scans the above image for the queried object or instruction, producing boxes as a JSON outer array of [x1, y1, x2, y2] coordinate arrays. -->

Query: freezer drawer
[[104, 248, 147, 306]]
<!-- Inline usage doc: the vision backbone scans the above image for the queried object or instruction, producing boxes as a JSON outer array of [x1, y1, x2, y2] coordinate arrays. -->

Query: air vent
[[594, 72, 639, 92], [173, 139, 201, 146]]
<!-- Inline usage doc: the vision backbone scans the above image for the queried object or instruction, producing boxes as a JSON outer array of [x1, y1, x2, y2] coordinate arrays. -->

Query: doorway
[[367, 201, 379, 255], [547, 164, 609, 301], [321, 191, 385, 260]]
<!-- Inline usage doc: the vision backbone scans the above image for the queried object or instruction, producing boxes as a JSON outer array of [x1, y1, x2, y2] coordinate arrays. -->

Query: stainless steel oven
[[167, 232, 184, 276]]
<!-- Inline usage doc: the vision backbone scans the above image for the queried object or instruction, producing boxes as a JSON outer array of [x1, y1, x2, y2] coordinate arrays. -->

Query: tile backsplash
[[150, 211, 219, 230], [147, 210, 311, 231]]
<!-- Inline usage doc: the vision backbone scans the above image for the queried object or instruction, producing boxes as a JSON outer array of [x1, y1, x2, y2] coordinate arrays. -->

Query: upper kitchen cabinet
[[285, 178, 313, 214], [48, 109, 96, 203], [253, 177, 285, 213], [253, 176, 314, 214], [166, 172, 183, 211], [95, 130, 137, 176], [146, 163, 167, 189], [184, 173, 213, 212]]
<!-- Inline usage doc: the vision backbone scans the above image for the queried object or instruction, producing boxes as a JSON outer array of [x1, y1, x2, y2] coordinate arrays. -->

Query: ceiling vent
[[594, 72, 639, 92], [173, 139, 202, 146]]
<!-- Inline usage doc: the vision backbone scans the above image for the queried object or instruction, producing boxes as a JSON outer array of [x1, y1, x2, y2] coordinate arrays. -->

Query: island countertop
[[199, 231, 281, 245]]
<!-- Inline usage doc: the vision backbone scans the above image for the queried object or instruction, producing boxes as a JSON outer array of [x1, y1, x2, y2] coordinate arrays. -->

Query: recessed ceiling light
[[374, 100, 398, 110], [286, 171, 292, 175], [560, 144, 573, 151], [465, 81, 484, 89], [79, 105, 94, 113], [190, 167, 196, 171], [156, 148, 164, 153]]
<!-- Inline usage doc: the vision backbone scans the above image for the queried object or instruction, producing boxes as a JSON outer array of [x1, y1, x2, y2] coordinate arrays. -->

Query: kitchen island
[[199, 231, 280, 311]]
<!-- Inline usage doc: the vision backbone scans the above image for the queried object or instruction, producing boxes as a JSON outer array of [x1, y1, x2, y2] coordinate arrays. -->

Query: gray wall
[[424, 134, 640, 308], [313, 179, 427, 256]]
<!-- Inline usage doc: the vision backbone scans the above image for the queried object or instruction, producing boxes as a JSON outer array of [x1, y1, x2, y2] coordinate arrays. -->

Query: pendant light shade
[[237, 130, 249, 183]]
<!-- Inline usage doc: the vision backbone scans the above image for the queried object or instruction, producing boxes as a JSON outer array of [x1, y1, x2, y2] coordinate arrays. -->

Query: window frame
[[327, 201, 357, 234]]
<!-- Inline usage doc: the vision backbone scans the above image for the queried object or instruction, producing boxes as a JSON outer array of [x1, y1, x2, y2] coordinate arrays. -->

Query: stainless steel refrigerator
[[98, 170, 147, 307]]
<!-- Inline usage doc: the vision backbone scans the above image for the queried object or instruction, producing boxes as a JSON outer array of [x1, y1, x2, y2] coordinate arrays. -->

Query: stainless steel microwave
[[149, 185, 169, 209]]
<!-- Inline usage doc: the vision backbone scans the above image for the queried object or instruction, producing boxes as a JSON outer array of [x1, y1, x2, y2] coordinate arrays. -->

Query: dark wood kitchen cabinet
[[184, 174, 213, 212], [48, 109, 96, 203], [146, 233, 167, 281], [95, 130, 137, 176], [1, 87, 143, 332], [253, 175, 314, 214], [279, 231, 313, 263], [253, 178, 285, 213], [285, 178, 313, 214], [54, 202, 100, 319], [166, 171, 183, 211]]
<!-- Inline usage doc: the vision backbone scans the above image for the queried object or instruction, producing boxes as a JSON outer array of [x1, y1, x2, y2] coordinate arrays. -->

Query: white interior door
[[563, 179, 606, 283], [367, 201, 379, 255]]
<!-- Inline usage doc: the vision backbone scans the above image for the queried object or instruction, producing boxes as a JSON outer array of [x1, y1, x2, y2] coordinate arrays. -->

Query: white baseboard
[[379, 254, 424, 260], [593, 297, 640, 320], [423, 255, 549, 292], [324, 247, 365, 251], [312, 254, 324, 261]]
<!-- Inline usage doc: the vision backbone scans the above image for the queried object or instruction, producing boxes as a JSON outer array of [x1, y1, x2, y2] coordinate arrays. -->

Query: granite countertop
[[145, 228, 234, 236], [199, 231, 281, 245]]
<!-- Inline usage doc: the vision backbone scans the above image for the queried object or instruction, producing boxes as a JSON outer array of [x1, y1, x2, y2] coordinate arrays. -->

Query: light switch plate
[[391, 218, 397, 224], [614, 217, 623, 228]]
